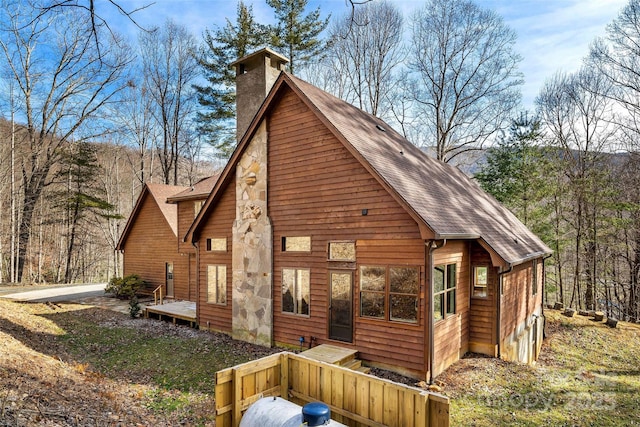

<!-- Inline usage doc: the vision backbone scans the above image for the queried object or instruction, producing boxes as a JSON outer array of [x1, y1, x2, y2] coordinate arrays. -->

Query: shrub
[[129, 295, 142, 318], [106, 274, 146, 299]]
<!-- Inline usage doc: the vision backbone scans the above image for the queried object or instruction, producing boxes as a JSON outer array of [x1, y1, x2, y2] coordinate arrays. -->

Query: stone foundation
[[232, 121, 273, 346]]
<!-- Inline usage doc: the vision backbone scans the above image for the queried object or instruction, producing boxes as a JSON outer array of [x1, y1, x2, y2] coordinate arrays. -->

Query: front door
[[166, 262, 174, 297], [329, 271, 353, 342]]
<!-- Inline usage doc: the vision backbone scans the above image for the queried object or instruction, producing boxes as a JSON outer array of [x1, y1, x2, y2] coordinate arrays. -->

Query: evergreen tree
[[475, 113, 546, 227], [55, 141, 121, 283], [193, 2, 270, 158], [267, 0, 329, 74]]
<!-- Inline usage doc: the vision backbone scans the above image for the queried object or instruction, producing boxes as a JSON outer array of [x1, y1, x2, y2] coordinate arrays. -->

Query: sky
[[102, 0, 629, 110]]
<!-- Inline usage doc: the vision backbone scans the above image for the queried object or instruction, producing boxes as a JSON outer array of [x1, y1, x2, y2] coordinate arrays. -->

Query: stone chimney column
[[231, 48, 289, 142]]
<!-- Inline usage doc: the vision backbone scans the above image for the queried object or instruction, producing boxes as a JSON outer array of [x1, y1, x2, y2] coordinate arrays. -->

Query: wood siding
[[500, 259, 543, 341], [122, 192, 189, 299], [197, 176, 236, 333], [468, 242, 498, 354], [177, 200, 202, 253], [267, 87, 425, 375], [432, 241, 469, 377]]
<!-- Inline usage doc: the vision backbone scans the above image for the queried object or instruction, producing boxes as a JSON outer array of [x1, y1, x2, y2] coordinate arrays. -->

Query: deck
[[300, 344, 357, 365], [144, 301, 197, 327]]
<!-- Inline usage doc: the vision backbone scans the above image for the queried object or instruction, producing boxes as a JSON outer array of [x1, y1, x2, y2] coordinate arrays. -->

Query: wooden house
[[117, 183, 189, 299], [182, 49, 552, 381], [117, 177, 218, 302]]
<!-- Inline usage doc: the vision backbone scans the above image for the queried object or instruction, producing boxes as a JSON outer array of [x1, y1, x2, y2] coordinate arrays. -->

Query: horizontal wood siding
[[500, 260, 542, 341], [468, 242, 498, 348], [268, 87, 424, 375], [355, 239, 426, 374], [122, 193, 188, 298], [197, 176, 236, 333], [432, 241, 469, 377], [177, 200, 200, 253]]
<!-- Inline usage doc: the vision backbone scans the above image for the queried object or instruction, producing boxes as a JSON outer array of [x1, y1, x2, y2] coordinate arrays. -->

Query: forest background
[[1, 0, 639, 323]]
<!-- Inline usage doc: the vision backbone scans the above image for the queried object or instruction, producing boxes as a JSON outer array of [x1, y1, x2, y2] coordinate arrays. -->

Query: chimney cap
[[230, 47, 289, 70]]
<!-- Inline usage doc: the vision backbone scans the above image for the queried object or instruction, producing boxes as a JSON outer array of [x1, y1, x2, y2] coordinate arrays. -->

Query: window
[[328, 241, 356, 261], [473, 266, 488, 298], [207, 265, 226, 304], [434, 263, 456, 321], [360, 266, 419, 323], [194, 200, 205, 218], [282, 268, 310, 315], [282, 236, 311, 252], [532, 259, 538, 295], [206, 238, 227, 252]]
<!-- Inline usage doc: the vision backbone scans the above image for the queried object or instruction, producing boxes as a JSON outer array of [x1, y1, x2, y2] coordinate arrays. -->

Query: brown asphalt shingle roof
[[284, 73, 551, 265], [167, 175, 219, 202]]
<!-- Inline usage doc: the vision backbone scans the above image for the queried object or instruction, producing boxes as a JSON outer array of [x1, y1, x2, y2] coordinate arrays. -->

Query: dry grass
[[437, 310, 640, 426]]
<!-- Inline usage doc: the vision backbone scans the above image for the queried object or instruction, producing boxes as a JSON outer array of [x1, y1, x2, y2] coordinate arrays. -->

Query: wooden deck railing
[[152, 285, 163, 305], [214, 352, 449, 427]]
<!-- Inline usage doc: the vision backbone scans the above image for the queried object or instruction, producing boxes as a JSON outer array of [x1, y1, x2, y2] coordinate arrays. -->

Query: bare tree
[[409, 0, 523, 162], [0, 1, 131, 282], [139, 19, 199, 185], [323, 0, 404, 117], [537, 68, 617, 311]]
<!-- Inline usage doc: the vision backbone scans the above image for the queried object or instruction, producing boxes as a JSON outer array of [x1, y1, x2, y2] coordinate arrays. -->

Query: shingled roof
[[167, 175, 219, 202], [116, 183, 187, 250], [190, 72, 551, 266]]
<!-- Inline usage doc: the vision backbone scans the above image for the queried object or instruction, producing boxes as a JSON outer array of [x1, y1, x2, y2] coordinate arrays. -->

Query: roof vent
[[376, 124, 385, 132]]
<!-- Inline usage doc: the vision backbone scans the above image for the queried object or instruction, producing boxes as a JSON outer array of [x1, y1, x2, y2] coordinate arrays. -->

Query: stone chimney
[[231, 48, 289, 141]]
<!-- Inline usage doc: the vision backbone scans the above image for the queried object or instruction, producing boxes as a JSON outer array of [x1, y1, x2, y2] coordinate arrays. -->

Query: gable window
[[328, 241, 356, 261], [206, 237, 227, 252], [194, 200, 205, 218], [282, 268, 310, 315], [532, 259, 538, 295], [207, 265, 226, 304], [434, 263, 456, 321], [282, 236, 311, 252], [472, 266, 488, 298], [360, 266, 419, 323]]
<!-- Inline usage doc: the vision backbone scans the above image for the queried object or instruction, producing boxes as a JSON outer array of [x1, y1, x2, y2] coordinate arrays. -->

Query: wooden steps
[[300, 344, 370, 374]]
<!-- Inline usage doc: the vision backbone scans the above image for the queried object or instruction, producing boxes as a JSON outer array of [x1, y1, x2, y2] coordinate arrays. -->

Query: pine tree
[[193, 1, 270, 158], [267, 0, 329, 74], [55, 141, 121, 283]]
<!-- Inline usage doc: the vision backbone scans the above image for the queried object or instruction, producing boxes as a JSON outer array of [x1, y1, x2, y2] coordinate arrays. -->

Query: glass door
[[329, 271, 353, 342]]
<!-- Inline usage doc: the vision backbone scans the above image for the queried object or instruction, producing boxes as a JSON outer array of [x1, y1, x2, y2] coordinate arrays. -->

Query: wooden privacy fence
[[215, 351, 449, 427]]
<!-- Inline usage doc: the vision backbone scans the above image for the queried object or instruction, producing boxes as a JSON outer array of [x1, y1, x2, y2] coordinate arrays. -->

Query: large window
[[282, 268, 310, 315], [207, 265, 226, 304], [473, 266, 488, 298], [360, 266, 419, 323], [434, 263, 456, 321]]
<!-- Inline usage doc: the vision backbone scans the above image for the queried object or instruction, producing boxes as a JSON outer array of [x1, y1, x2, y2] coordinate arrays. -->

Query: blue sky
[[103, 0, 629, 110]]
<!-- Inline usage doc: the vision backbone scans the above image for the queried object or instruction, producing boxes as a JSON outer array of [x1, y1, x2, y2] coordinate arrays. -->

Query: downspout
[[193, 241, 200, 328], [496, 264, 513, 358], [427, 239, 446, 384]]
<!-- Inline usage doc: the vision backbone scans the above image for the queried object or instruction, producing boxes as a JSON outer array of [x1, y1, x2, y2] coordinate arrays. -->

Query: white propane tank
[[239, 396, 347, 427]]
